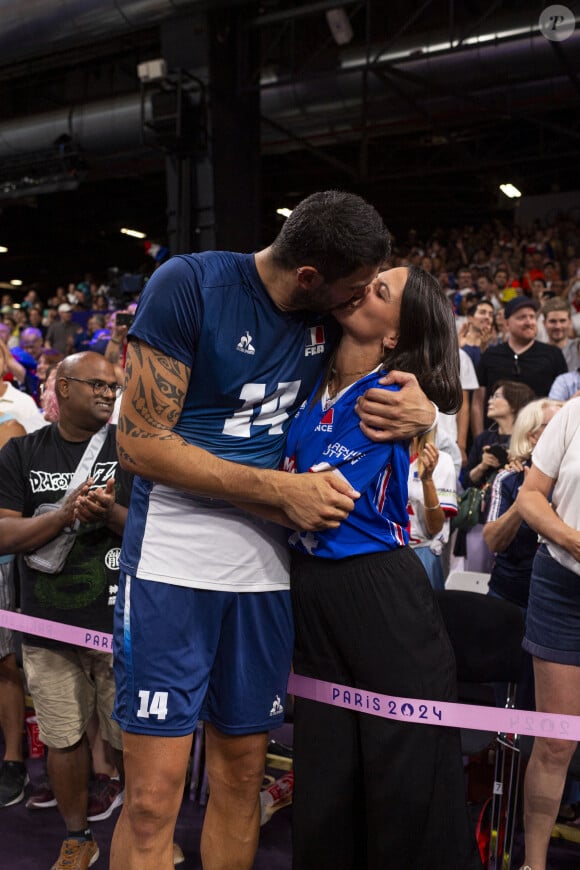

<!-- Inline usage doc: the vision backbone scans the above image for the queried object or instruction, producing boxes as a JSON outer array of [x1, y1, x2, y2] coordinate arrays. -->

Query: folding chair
[[445, 570, 491, 594], [436, 590, 525, 869]]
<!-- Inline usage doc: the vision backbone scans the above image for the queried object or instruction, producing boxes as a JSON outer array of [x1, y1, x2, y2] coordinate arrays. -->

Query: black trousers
[[290, 547, 482, 870]]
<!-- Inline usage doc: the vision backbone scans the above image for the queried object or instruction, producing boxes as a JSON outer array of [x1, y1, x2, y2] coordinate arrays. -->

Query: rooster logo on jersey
[[236, 330, 256, 355]]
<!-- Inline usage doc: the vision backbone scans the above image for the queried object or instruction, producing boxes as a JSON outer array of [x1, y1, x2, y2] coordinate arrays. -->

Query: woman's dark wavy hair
[[270, 190, 390, 282], [382, 266, 462, 414]]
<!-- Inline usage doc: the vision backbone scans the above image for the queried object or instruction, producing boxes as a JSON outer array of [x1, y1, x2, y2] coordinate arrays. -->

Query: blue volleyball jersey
[[283, 372, 410, 560], [129, 252, 337, 467], [120, 251, 339, 591]]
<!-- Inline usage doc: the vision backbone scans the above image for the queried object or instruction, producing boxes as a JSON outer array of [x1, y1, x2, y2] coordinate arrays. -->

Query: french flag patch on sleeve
[[305, 325, 326, 356]]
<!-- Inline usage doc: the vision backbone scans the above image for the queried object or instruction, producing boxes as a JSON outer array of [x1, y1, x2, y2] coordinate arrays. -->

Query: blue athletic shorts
[[112, 573, 293, 736]]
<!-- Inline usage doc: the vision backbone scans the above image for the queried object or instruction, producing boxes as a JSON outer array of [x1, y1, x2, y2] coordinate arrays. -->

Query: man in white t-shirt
[[438, 348, 478, 470]]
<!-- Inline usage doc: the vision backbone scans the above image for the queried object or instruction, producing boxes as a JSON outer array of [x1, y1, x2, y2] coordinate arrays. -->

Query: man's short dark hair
[[467, 299, 493, 317], [270, 190, 390, 282]]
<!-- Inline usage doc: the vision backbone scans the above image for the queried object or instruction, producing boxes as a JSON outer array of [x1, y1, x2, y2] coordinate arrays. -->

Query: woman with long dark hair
[[284, 266, 481, 869]]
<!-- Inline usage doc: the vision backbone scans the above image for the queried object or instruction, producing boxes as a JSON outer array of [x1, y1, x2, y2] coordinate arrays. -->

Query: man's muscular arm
[[116, 340, 358, 531], [355, 371, 436, 441]]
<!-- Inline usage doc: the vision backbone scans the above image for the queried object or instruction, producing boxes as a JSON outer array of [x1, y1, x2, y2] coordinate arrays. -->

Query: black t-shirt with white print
[[0, 423, 132, 649]]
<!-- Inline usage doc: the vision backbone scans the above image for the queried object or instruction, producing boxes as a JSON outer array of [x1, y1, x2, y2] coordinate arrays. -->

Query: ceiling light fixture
[[0, 246, 7, 253], [120, 227, 146, 239], [326, 8, 354, 46], [276, 207, 293, 218], [10, 279, 23, 286], [499, 183, 522, 199]]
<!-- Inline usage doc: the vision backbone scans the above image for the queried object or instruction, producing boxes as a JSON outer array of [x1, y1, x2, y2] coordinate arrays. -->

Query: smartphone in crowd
[[487, 444, 509, 466], [116, 312, 134, 328]]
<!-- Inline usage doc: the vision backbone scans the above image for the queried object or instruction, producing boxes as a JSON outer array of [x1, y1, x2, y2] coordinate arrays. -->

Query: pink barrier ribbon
[[0, 609, 113, 652], [3, 609, 580, 740], [287, 673, 580, 741]]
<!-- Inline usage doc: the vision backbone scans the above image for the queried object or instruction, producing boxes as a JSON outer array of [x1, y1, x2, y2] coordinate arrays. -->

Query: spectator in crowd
[[458, 298, 495, 367], [43, 308, 58, 332], [45, 304, 78, 355], [483, 398, 564, 610], [521, 250, 546, 293], [13, 327, 44, 401], [0, 351, 132, 870], [21, 289, 41, 311], [462, 379, 534, 572], [74, 314, 107, 353], [103, 313, 130, 372], [408, 430, 457, 590], [39, 368, 59, 423], [541, 297, 580, 371], [36, 349, 65, 388], [493, 267, 514, 303], [0, 342, 46, 432], [0, 414, 27, 809], [0, 324, 27, 386], [549, 369, 580, 402], [452, 267, 476, 326], [516, 396, 580, 870], [472, 296, 567, 436], [92, 296, 109, 313], [542, 260, 562, 295], [493, 306, 507, 344], [437, 348, 479, 471], [18, 327, 43, 363], [2, 309, 20, 348], [47, 286, 67, 309], [27, 306, 46, 339], [476, 273, 502, 310]]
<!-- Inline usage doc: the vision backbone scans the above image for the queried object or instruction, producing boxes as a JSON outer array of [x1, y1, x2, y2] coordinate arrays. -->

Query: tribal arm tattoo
[[117, 340, 190, 468]]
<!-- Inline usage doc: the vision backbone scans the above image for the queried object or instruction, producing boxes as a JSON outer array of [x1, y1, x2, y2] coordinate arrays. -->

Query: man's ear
[[296, 266, 324, 290], [55, 377, 68, 401]]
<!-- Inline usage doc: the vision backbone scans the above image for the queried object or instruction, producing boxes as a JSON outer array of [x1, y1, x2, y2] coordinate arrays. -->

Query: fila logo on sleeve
[[305, 325, 326, 356]]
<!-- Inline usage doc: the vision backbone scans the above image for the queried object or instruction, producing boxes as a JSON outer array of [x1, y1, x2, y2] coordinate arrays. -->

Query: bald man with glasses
[[0, 351, 132, 870]]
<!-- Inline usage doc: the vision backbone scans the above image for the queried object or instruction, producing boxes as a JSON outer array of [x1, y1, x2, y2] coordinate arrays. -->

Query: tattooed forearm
[[118, 414, 188, 445], [124, 354, 132, 383], [131, 341, 143, 365], [148, 348, 187, 382], [147, 358, 186, 404], [116, 443, 138, 467], [118, 342, 192, 476], [129, 378, 178, 431]]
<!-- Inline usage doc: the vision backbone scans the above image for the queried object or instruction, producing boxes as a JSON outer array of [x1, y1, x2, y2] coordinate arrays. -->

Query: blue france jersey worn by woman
[[284, 370, 410, 560]]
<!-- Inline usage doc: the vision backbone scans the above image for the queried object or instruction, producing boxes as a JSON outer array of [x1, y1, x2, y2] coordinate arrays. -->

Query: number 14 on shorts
[[137, 690, 169, 720]]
